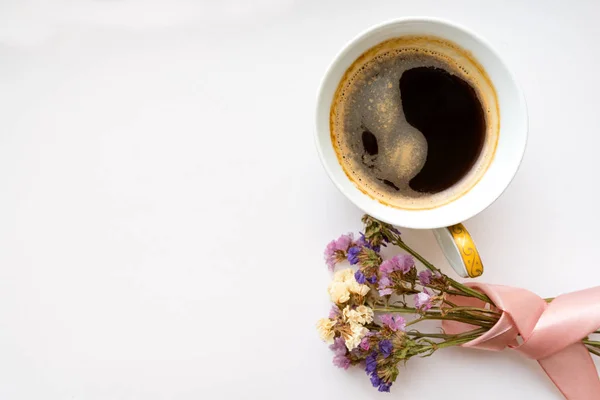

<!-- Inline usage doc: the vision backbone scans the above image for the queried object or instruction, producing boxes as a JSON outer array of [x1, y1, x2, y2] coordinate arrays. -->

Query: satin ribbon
[[442, 284, 600, 399]]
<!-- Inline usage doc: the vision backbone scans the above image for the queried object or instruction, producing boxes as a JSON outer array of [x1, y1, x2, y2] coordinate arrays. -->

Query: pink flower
[[324, 234, 354, 271], [379, 254, 415, 275], [324, 241, 338, 271], [360, 337, 370, 351], [377, 276, 393, 296], [379, 314, 406, 331], [379, 260, 396, 275], [378, 276, 391, 287], [334, 233, 354, 252], [332, 354, 351, 369], [392, 254, 414, 274], [418, 270, 433, 286], [328, 306, 340, 319], [414, 290, 432, 311], [329, 337, 347, 356]]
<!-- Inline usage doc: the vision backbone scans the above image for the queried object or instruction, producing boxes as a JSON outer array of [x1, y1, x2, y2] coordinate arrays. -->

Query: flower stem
[[448, 306, 500, 316], [416, 333, 483, 355], [407, 327, 487, 340], [374, 305, 499, 325], [383, 228, 494, 305], [586, 345, 600, 357], [582, 339, 600, 347], [373, 306, 420, 314], [406, 331, 453, 339], [414, 315, 494, 328]]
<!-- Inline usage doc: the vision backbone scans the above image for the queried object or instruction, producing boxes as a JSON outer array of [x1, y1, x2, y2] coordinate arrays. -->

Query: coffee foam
[[330, 36, 499, 210]]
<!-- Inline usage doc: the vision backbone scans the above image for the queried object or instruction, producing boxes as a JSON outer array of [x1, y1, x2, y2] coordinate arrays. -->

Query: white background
[[0, 0, 599, 399]]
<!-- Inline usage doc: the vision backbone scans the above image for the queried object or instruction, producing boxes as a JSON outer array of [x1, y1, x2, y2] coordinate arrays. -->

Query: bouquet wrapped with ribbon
[[317, 215, 600, 399]]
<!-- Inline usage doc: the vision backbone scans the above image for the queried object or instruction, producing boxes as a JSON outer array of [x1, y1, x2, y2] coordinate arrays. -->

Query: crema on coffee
[[330, 36, 499, 210]]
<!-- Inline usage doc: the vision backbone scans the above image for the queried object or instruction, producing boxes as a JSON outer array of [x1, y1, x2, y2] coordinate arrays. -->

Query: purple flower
[[418, 269, 433, 286], [370, 373, 382, 387], [332, 354, 350, 369], [379, 314, 406, 332], [354, 270, 366, 284], [329, 337, 347, 356], [379, 260, 396, 275], [365, 352, 378, 374], [356, 232, 383, 252], [414, 290, 432, 311], [366, 275, 377, 284], [324, 241, 338, 271], [328, 306, 340, 319], [379, 340, 393, 358], [379, 276, 391, 287], [379, 254, 415, 275], [324, 233, 354, 271], [347, 246, 361, 265], [335, 233, 354, 252], [392, 254, 414, 274], [360, 337, 370, 351], [378, 383, 391, 392], [378, 276, 393, 296]]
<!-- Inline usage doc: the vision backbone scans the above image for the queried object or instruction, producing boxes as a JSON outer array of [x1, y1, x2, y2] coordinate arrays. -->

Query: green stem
[[406, 331, 453, 339], [373, 306, 498, 328], [416, 334, 482, 355], [405, 317, 426, 327], [448, 306, 500, 316], [582, 339, 600, 347], [375, 305, 499, 324], [373, 307, 420, 314], [413, 315, 494, 328], [386, 231, 494, 305], [444, 299, 458, 307], [587, 345, 600, 357], [407, 327, 487, 340]]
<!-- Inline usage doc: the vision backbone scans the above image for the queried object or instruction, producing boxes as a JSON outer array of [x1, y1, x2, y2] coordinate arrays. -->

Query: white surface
[[0, 1, 599, 399], [315, 17, 527, 229]]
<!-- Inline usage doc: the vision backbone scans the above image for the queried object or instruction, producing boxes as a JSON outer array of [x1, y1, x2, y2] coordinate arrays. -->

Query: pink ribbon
[[442, 284, 600, 399]]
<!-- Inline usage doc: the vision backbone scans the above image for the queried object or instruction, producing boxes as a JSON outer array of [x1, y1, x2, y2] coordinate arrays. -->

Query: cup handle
[[432, 223, 484, 278]]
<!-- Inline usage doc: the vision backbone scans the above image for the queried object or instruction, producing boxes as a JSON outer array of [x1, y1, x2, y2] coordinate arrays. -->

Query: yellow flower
[[355, 305, 374, 324], [342, 305, 374, 325], [333, 268, 355, 283], [344, 323, 368, 351], [316, 318, 336, 344], [328, 281, 351, 304], [342, 306, 356, 323], [348, 280, 370, 297]]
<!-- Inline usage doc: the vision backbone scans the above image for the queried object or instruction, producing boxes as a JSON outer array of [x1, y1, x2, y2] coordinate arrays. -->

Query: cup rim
[[314, 17, 528, 229]]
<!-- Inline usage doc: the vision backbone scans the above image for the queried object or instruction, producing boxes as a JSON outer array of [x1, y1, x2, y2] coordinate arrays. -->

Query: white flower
[[333, 268, 355, 283], [342, 306, 357, 323], [316, 318, 336, 344], [344, 323, 368, 351], [328, 281, 351, 304], [348, 280, 370, 297], [355, 305, 374, 324], [342, 305, 374, 325], [329, 268, 369, 304]]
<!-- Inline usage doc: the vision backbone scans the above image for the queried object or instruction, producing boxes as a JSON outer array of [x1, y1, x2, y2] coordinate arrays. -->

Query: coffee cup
[[315, 17, 527, 278]]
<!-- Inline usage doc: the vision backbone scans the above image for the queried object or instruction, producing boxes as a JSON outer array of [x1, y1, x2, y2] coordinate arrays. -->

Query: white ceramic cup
[[315, 17, 527, 277]]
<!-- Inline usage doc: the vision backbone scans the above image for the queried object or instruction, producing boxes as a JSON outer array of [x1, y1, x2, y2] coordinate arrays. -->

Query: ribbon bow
[[442, 284, 600, 399]]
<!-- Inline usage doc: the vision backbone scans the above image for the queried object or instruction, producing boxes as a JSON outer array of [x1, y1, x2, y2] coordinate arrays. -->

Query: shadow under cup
[[315, 18, 527, 230]]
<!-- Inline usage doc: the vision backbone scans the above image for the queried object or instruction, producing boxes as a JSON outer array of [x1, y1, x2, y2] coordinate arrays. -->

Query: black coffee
[[399, 66, 485, 193], [331, 38, 491, 208]]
